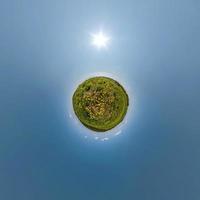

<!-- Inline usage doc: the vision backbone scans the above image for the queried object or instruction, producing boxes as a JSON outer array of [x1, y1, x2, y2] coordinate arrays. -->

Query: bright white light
[[91, 31, 110, 49]]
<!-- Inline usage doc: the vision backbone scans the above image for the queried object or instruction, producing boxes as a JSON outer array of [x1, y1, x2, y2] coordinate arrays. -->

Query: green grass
[[72, 76, 129, 132]]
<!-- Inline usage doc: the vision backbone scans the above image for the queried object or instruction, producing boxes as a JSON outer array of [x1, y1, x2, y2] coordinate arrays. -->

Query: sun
[[91, 31, 110, 49]]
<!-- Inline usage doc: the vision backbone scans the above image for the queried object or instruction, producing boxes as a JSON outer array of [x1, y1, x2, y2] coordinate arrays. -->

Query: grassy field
[[72, 76, 129, 132]]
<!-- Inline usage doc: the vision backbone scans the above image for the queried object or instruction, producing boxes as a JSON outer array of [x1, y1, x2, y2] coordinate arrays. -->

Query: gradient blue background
[[1, 0, 200, 199]]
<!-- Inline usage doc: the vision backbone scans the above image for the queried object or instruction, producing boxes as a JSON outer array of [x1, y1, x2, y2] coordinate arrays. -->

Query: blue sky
[[1, 0, 200, 199]]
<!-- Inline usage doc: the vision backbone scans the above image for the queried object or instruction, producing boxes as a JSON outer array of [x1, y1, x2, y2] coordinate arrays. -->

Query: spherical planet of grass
[[72, 76, 129, 132]]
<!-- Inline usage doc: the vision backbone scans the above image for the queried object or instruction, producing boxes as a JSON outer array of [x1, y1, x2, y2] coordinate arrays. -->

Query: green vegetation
[[72, 76, 129, 132]]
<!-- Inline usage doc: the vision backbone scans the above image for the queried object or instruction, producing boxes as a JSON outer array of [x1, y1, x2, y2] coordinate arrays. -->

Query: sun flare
[[91, 31, 110, 49]]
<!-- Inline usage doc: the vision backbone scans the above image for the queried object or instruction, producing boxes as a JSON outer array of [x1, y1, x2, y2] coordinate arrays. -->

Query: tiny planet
[[72, 76, 129, 132]]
